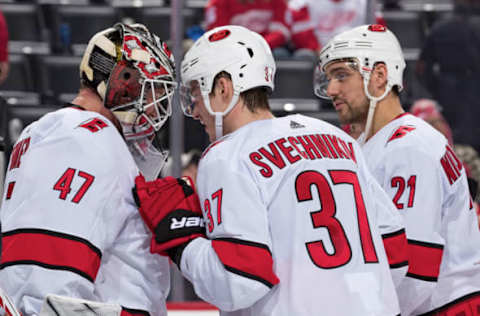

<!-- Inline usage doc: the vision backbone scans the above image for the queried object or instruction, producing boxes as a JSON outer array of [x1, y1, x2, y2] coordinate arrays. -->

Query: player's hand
[[133, 174, 205, 265]]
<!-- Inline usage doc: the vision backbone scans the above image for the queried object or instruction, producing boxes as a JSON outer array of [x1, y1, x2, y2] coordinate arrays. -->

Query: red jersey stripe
[[406, 239, 444, 282], [382, 229, 408, 268], [167, 301, 218, 310], [120, 307, 150, 316], [5, 181, 15, 200], [1, 229, 102, 282], [212, 238, 279, 288], [418, 291, 480, 315]]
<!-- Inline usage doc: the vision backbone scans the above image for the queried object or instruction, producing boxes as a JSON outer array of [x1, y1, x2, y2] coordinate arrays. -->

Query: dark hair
[[211, 71, 270, 112]]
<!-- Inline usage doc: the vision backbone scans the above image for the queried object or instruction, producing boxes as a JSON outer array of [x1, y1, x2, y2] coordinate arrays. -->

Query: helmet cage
[[80, 22, 176, 179], [81, 23, 176, 137]]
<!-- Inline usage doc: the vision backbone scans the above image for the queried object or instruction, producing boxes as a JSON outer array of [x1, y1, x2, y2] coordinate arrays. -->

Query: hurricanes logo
[[208, 29, 231, 42]]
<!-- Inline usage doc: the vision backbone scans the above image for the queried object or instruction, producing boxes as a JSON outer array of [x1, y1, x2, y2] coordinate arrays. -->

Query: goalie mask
[[80, 23, 176, 180]]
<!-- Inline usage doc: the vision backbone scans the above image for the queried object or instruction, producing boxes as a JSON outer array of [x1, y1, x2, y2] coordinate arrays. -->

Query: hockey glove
[[133, 174, 205, 265]]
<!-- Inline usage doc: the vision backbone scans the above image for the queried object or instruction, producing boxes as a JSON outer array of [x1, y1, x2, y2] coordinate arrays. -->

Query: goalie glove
[[133, 174, 205, 265]]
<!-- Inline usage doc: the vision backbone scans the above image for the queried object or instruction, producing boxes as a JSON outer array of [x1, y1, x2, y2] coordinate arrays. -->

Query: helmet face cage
[[82, 22, 176, 138], [113, 23, 176, 137], [81, 23, 176, 179]]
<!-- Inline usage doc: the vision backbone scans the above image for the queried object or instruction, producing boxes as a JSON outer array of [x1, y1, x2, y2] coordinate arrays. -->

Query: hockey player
[[0, 23, 176, 316], [288, 0, 379, 51], [204, 0, 291, 51], [133, 25, 406, 315], [315, 24, 480, 315]]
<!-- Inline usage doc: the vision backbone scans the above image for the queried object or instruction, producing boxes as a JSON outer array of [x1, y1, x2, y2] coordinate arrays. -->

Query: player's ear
[[215, 77, 234, 103], [369, 63, 388, 96]]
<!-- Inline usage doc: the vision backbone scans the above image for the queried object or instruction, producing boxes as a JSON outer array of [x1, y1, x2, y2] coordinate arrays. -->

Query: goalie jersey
[[180, 114, 405, 315], [361, 113, 480, 315], [0, 107, 169, 316]]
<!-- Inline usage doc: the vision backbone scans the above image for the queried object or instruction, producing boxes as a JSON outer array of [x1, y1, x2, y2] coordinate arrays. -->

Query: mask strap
[[202, 89, 240, 141], [359, 70, 392, 144]]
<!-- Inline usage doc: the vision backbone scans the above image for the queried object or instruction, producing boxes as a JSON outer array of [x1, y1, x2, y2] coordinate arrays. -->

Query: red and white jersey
[[288, 0, 370, 49], [0, 107, 169, 316], [180, 114, 404, 315], [361, 113, 480, 315], [204, 0, 290, 50]]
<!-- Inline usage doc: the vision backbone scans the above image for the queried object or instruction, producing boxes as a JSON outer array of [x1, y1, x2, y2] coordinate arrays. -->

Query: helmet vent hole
[[238, 41, 245, 45], [239, 73, 244, 78], [247, 48, 254, 58], [124, 72, 131, 80], [362, 33, 367, 37], [240, 64, 247, 69], [155, 62, 161, 69]]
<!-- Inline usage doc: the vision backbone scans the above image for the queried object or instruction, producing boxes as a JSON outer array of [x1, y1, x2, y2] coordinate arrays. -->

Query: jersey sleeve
[[180, 157, 279, 311], [382, 145, 445, 315], [204, 0, 231, 30], [93, 186, 170, 316], [263, 0, 290, 49], [288, 2, 321, 51]]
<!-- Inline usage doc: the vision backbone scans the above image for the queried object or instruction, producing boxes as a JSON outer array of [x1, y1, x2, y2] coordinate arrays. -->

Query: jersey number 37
[[296, 170, 379, 269]]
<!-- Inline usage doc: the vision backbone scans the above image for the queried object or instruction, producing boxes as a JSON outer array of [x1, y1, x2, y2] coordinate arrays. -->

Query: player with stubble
[[315, 24, 480, 315]]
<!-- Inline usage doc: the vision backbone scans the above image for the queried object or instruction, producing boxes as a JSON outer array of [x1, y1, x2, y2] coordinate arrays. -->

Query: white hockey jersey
[[361, 113, 480, 315], [180, 114, 404, 315], [288, 0, 369, 49], [0, 107, 169, 316]]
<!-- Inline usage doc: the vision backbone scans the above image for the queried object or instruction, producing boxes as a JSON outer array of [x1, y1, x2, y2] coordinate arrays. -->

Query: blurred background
[[0, 0, 479, 313]]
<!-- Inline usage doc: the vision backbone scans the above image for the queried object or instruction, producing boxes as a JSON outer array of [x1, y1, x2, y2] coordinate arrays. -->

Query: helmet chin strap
[[359, 72, 392, 145], [214, 113, 223, 140], [202, 90, 240, 141]]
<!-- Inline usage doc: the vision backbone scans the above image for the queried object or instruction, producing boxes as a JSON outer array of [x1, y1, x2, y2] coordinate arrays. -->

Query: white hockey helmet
[[314, 24, 406, 141], [80, 23, 176, 179], [180, 25, 276, 140]]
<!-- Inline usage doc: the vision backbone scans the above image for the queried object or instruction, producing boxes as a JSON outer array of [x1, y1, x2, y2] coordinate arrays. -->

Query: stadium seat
[[139, 6, 197, 40], [34, 55, 81, 103], [383, 10, 426, 49], [0, 53, 34, 92], [269, 98, 320, 113], [0, 96, 6, 152], [0, 3, 46, 42], [401, 49, 432, 108], [272, 60, 316, 99], [0, 3, 50, 54], [50, 5, 119, 53], [0, 91, 41, 107]]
